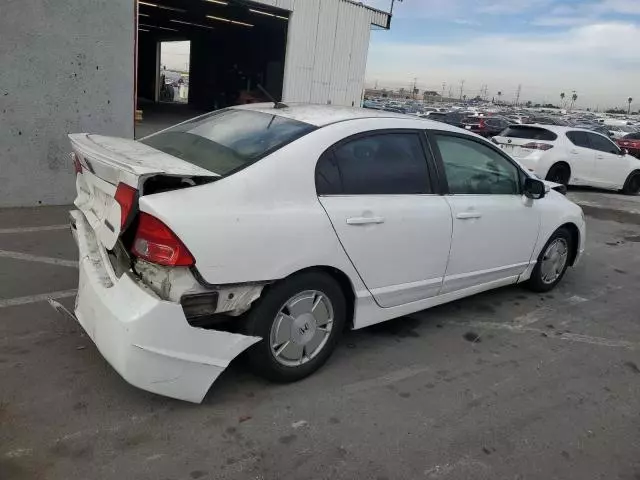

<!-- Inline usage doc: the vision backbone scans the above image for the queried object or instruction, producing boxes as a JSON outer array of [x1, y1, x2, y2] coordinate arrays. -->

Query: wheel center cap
[[291, 313, 317, 345]]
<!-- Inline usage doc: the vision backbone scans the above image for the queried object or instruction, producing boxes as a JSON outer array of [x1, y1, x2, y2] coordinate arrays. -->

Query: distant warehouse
[[0, 0, 391, 207]]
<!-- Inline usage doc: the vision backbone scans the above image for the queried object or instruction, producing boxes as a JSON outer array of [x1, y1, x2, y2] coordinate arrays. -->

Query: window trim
[[315, 128, 440, 197], [426, 129, 526, 196]]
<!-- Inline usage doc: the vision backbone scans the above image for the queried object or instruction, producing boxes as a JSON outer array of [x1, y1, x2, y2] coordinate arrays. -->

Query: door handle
[[570, 150, 580, 155], [456, 212, 482, 220], [596, 155, 604, 159], [346, 216, 385, 225]]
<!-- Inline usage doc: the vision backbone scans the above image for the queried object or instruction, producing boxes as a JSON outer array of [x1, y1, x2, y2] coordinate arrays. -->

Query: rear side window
[[141, 109, 316, 176], [316, 132, 431, 195], [566, 131, 590, 148], [500, 126, 557, 141]]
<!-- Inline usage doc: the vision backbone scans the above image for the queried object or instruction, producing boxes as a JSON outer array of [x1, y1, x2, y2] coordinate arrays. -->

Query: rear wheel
[[527, 227, 573, 293], [243, 272, 346, 382], [545, 163, 571, 186], [622, 171, 640, 195]]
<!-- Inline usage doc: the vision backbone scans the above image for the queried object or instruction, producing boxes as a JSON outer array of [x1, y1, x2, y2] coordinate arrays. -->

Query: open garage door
[[135, 0, 289, 138]]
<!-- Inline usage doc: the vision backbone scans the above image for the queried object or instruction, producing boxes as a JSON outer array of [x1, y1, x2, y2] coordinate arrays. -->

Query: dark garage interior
[[135, 0, 289, 137]]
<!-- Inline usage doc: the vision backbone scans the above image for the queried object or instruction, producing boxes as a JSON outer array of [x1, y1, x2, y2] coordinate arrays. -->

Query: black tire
[[545, 163, 571, 186], [243, 271, 346, 383], [622, 171, 640, 195], [527, 227, 573, 293]]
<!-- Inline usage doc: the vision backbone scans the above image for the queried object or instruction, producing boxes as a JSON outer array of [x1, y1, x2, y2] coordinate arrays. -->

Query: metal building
[[0, 0, 391, 207]]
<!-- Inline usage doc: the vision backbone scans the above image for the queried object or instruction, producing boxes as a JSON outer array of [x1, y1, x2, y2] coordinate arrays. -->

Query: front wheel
[[527, 228, 573, 292], [243, 272, 346, 383]]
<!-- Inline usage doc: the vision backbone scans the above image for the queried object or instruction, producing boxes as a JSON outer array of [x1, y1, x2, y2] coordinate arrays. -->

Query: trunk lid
[[69, 134, 218, 249], [492, 136, 540, 158], [493, 125, 558, 158]]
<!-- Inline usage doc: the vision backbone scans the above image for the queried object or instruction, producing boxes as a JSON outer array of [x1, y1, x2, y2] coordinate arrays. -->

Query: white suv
[[493, 125, 640, 194]]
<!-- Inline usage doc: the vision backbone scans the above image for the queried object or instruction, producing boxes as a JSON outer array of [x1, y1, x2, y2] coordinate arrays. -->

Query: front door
[[585, 132, 629, 189], [316, 131, 453, 308], [430, 132, 540, 294]]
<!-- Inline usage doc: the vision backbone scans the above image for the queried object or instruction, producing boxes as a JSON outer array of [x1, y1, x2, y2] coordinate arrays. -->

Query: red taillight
[[114, 183, 138, 229], [479, 119, 486, 128], [522, 142, 553, 151], [132, 213, 195, 267], [72, 153, 83, 175]]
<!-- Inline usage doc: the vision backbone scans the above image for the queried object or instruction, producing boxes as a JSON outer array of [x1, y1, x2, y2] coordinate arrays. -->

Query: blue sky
[[363, 0, 640, 109]]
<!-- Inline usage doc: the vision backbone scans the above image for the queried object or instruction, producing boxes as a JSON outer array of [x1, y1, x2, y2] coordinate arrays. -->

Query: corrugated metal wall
[[251, 0, 389, 107]]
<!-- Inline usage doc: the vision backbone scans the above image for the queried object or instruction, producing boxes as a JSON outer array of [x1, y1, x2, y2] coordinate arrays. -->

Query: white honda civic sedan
[[68, 103, 586, 402]]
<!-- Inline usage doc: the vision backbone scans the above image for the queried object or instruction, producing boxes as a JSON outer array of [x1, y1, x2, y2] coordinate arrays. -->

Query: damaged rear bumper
[[70, 210, 260, 403]]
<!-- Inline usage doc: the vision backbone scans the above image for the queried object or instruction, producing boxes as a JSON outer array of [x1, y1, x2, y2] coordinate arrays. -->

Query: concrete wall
[[0, 0, 135, 207]]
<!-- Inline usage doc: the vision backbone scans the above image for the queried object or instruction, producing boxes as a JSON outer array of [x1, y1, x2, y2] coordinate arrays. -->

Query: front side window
[[141, 109, 316, 176], [434, 134, 521, 195], [587, 133, 620, 154], [315, 132, 431, 195]]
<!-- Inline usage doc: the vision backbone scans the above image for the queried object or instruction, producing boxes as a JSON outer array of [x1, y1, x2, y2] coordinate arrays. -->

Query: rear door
[[429, 132, 540, 293], [565, 131, 596, 185], [317, 130, 453, 308], [585, 132, 629, 188]]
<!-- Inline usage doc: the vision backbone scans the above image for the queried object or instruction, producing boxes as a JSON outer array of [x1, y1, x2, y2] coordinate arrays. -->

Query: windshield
[[141, 109, 317, 176]]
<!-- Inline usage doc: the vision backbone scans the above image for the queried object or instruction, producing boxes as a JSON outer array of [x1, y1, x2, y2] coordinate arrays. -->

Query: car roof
[[231, 102, 450, 129]]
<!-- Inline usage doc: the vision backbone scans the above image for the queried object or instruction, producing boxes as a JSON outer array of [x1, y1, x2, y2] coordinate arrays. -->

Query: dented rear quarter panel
[[136, 121, 404, 297]]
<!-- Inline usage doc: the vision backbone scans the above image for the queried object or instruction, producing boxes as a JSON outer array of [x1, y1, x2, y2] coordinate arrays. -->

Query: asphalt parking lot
[[1, 199, 640, 480]]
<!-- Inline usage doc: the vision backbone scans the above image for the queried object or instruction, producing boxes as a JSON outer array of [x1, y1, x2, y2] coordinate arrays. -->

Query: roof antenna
[[257, 84, 288, 109]]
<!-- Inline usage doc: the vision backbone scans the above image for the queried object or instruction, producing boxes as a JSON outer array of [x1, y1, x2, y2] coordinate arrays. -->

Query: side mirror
[[524, 177, 546, 200]]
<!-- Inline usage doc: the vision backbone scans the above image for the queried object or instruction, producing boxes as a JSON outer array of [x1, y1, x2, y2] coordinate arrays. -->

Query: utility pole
[[441, 82, 446, 102], [515, 84, 522, 106], [448, 85, 453, 98], [374, 79, 378, 90], [459, 80, 465, 101], [480, 84, 488, 101], [412, 77, 418, 100]]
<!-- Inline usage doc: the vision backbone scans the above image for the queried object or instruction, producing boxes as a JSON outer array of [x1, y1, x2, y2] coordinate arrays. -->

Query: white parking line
[[456, 320, 639, 350], [0, 224, 68, 234], [343, 364, 432, 395], [0, 250, 78, 268], [0, 289, 77, 308]]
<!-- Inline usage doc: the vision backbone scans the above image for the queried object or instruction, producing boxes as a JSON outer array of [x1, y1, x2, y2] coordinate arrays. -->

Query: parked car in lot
[[617, 132, 640, 158], [493, 125, 640, 194], [440, 111, 468, 127], [608, 125, 638, 140], [461, 116, 511, 137], [68, 104, 586, 402], [420, 111, 448, 122]]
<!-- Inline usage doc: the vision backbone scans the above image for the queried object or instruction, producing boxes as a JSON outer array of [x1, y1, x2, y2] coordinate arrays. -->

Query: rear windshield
[[623, 132, 640, 140], [500, 126, 558, 141], [140, 109, 316, 176]]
